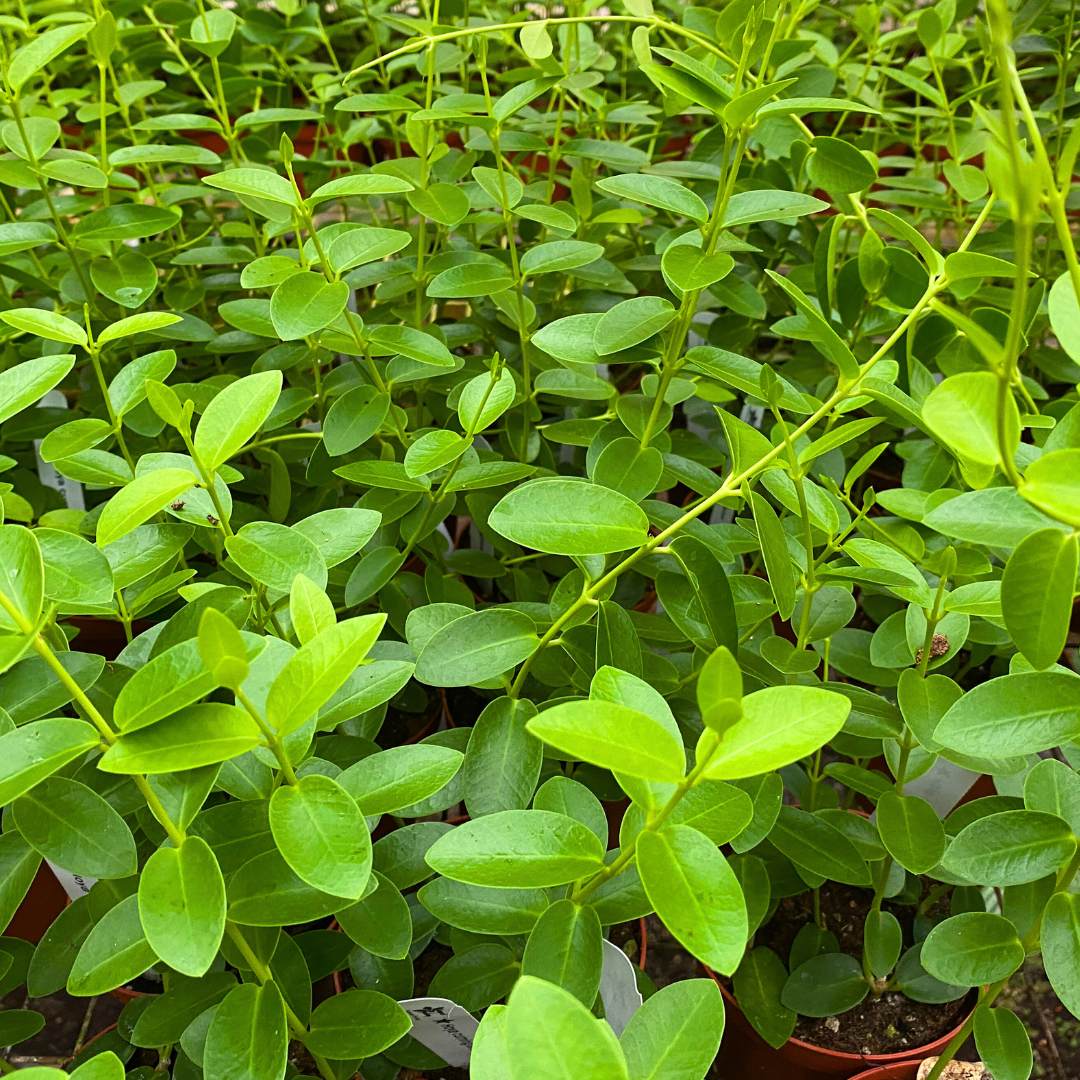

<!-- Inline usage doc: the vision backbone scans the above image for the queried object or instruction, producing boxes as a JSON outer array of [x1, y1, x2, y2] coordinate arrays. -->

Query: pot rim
[[715, 978, 974, 1065]]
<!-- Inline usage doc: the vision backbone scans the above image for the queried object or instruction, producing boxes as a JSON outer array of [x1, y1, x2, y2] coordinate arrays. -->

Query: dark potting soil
[[756, 882, 971, 1056], [0, 986, 126, 1068]]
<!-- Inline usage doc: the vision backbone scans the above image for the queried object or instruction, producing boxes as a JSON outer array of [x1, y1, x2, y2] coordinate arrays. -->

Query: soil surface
[[755, 882, 971, 1055]]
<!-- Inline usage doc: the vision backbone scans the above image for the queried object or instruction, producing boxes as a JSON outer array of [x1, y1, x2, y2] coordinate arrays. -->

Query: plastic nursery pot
[[716, 983, 973, 1079], [9, 862, 68, 943]]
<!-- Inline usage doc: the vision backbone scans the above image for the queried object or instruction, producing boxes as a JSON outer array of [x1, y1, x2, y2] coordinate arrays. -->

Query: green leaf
[[489, 478, 650, 555], [637, 825, 747, 974], [418, 878, 550, 935], [99, 703, 261, 773], [806, 136, 876, 194], [769, 806, 872, 886], [305, 988, 411, 1059], [0, 718, 100, 807], [924, 487, 1062, 549], [521, 899, 602, 1006], [193, 370, 283, 472], [749, 489, 796, 620], [68, 895, 156, 996], [204, 982, 288, 1080], [428, 260, 514, 298], [865, 910, 903, 979], [1024, 758, 1080, 832], [723, 191, 828, 228], [924, 371, 1018, 469], [339, 744, 463, 815], [227, 521, 327, 594], [404, 430, 469, 477], [335, 872, 412, 959], [130, 974, 237, 1047], [701, 685, 849, 780], [1021, 449, 1080, 526], [764, 270, 858, 379], [0, 1009, 44, 1047], [289, 574, 335, 643], [661, 247, 734, 293], [945, 251, 1021, 281], [0, 353, 75, 426], [1002, 529, 1077, 669], [0, 525, 44, 633], [458, 368, 517, 433], [415, 608, 539, 687], [266, 614, 385, 736], [270, 272, 349, 340], [308, 173, 414, 203], [198, 607, 249, 689], [366, 327, 451, 372], [734, 950, 794, 1049], [781, 953, 868, 1017], [203, 167, 299, 208], [494, 976, 629, 1080], [464, 697, 542, 817], [70, 1054, 124, 1080], [96, 468, 197, 546], [0, 222, 56, 258], [71, 204, 181, 242], [974, 1005, 1033, 1080], [876, 792, 946, 874], [425, 810, 605, 888], [138, 836, 226, 976], [527, 699, 686, 782], [269, 774, 372, 898], [519, 20, 553, 59], [521, 240, 604, 276], [408, 183, 471, 228], [595, 174, 708, 223], [97, 311, 181, 345], [1042, 891, 1080, 1019], [944, 810, 1076, 886], [921, 912, 1025, 986], [934, 672, 1080, 756], [619, 978, 724, 1080], [12, 777, 136, 878], [7, 22, 92, 91], [594, 296, 677, 355], [1048, 272, 1080, 363], [0, 307, 87, 346], [323, 386, 390, 454], [115, 638, 214, 732]]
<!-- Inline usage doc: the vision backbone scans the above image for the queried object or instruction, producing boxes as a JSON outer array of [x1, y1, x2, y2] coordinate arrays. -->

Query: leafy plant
[[1, 0, 1080, 1078]]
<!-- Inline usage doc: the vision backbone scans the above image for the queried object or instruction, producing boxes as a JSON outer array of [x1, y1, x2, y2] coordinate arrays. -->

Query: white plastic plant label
[[599, 938, 643, 1036], [35, 388, 85, 510], [46, 860, 96, 901], [901, 758, 980, 816], [398, 996, 479, 1068]]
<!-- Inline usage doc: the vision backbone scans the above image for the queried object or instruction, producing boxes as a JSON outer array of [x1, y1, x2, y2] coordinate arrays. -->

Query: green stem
[[509, 271, 951, 699]]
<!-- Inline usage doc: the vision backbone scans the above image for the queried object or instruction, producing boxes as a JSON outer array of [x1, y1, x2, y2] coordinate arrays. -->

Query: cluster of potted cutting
[[0, 0, 1079, 1078]]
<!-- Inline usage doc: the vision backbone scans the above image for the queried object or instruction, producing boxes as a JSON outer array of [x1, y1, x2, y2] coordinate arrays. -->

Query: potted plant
[[2, 0, 1080, 1076]]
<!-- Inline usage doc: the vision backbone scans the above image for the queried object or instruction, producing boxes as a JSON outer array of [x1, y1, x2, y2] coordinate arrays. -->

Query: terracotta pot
[[717, 983, 972, 1079], [850, 1066, 920, 1079], [8, 863, 68, 943]]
